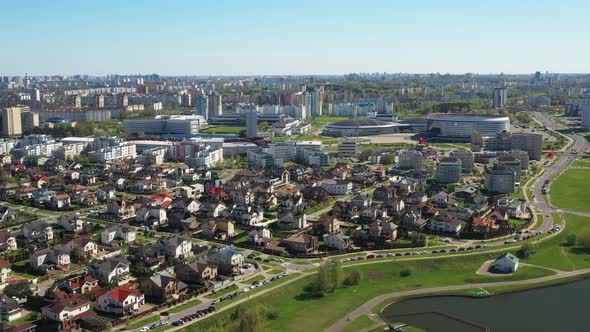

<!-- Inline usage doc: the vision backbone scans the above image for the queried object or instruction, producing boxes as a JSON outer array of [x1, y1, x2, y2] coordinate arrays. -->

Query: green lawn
[[189, 253, 553, 332], [242, 275, 265, 284], [126, 315, 160, 329], [551, 169, 590, 212], [341, 315, 376, 332], [267, 269, 285, 274], [202, 126, 245, 135], [523, 214, 590, 271], [572, 159, 590, 167], [169, 298, 203, 314]]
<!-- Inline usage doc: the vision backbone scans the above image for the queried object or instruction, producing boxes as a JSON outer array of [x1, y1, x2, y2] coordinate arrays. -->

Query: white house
[[57, 214, 85, 233], [101, 225, 137, 245], [320, 179, 353, 195], [323, 232, 351, 250], [88, 256, 131, 285], [96, 285, 145, 316], [42, 297, 91, 328], [159, 234, 192, 258], [30, 247, 70, 272]]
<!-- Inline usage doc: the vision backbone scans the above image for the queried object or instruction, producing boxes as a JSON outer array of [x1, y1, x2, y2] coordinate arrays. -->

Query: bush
[[400, 268, 413, 277], [564, 233, 576, 246], [343, 270, 361, 286], [517, 243, 537, 259], [577, 230, 590, 250]]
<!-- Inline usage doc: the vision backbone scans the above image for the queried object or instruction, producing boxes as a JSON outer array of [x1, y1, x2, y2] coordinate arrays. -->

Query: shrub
[[343, 270, 361, 286], [517, 243, 537, 259], [400, 268, 413, 277], [564, 233, 576, 246], [578, 230, 590, 250]]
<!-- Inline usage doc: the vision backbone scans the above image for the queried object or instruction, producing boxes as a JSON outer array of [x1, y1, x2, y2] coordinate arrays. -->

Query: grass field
[[189, 253, 553, 332], [550, 169, 590, 212], [572, 159, 590, 167], [202, 126, 245, 135], [341, 315, 375, 332], [242, 275, 265, 284], [523, 214, 590, 271]]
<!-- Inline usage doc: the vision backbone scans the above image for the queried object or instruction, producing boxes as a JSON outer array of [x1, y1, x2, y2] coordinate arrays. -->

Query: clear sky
[[2, 0, 589, 76]]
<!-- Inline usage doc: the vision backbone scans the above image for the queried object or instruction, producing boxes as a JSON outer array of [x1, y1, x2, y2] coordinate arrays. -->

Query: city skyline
[[2, 0, 590, 76]]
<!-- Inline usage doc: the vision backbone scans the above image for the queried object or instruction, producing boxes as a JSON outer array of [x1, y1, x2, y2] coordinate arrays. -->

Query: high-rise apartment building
[[117, 93, 129, 108], [94, 94, 105, 108], [207, 92, 223, 118], [195, 93, 209, 119], [311, 90, 323, 116], [436, 157, 462, 184], [246, 108, 258, 138], [1, 107, 23, 137], [581, 91, 590, 129], [492, 87, 508, 109]]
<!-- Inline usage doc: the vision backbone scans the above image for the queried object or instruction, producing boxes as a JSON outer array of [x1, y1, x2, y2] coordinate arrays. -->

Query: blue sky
[[2, 0, 589, 75]]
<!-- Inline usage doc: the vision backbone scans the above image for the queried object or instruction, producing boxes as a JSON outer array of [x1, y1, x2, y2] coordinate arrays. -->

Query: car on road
[[386, 253, 394, 257], [172, 320, 184, 326], [357, 256, 365, 260], [449, 248, 457, 253], [366, 254, 375, 259], [138, 327, 149, 332]]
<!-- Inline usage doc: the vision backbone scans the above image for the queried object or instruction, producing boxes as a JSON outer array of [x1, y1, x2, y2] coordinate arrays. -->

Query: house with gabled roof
[[495, 253, 519, 273], [96, 285, 144, 316]]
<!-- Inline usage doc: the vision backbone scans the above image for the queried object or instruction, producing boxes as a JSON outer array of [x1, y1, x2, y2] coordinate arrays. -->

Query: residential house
[[100, 225, 137, 245], [175, 262, 218, 285], [159, 234, 192, 258], [96, 285, 144, 316], [0, 295, 22, 322], [50, 194, 71, 210], [316, 215, 340, 234], [169, 214, 199, 231], [22, 221, 53, 242], [399, 209, 427, 231], [30, 247, 70, 273], [128, 243, 165, 270], [248, 227, 272, 246], [88, 256, 131, 285], [58, 274, 100, 295], [0, 232, 17, 252], [200, 220, 236, 240], [373, 185, 396, 201], [136, 206, 168, 228], [65, 238, 98, 260], [42, 296, 92, 330], [107, 200, 136, 221], [368, 220, 398, 242], [0, 207, 17, 224], [95, 185, 116, 201], [139, 272, 187, 303], [472, 217, 499, 233], [323, 232, 351, 250], [279, 233, 318, 254], [351, 193, 372, 209], [385, 197, 405, 214], [0, 260, 11, 283], [320, 179, 353, 195], [494, 253, 519, 273], [57, 215, 84, 233], [171, 198, 201, 214], [206, 245, 243, 275], [432, 191, 454, 208], [277, 211, 307, 230], [429, 214, 462, 235], [496, 197, 528, 219], [362, 206, 388, 221]]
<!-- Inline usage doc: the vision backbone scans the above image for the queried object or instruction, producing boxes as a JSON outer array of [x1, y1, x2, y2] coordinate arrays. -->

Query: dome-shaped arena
[[322, 118, 399, 137]]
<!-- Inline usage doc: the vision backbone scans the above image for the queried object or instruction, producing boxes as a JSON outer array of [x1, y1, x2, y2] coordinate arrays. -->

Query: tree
[[359, 149, 374, 161], [517, 243, 537, 259], [4, 281, 32, 298], [564, 233, 577, 247], [344, 269, 360, 286], [577, 230, 590, 249], [257, 121, 270, 131], [381, 154, 395, 165], [317, 259, 342, 293], [235, 305, 266, 332]]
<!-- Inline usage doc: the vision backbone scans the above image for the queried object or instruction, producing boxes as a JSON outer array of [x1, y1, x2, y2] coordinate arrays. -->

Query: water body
[[381, 278, 590, 331]]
